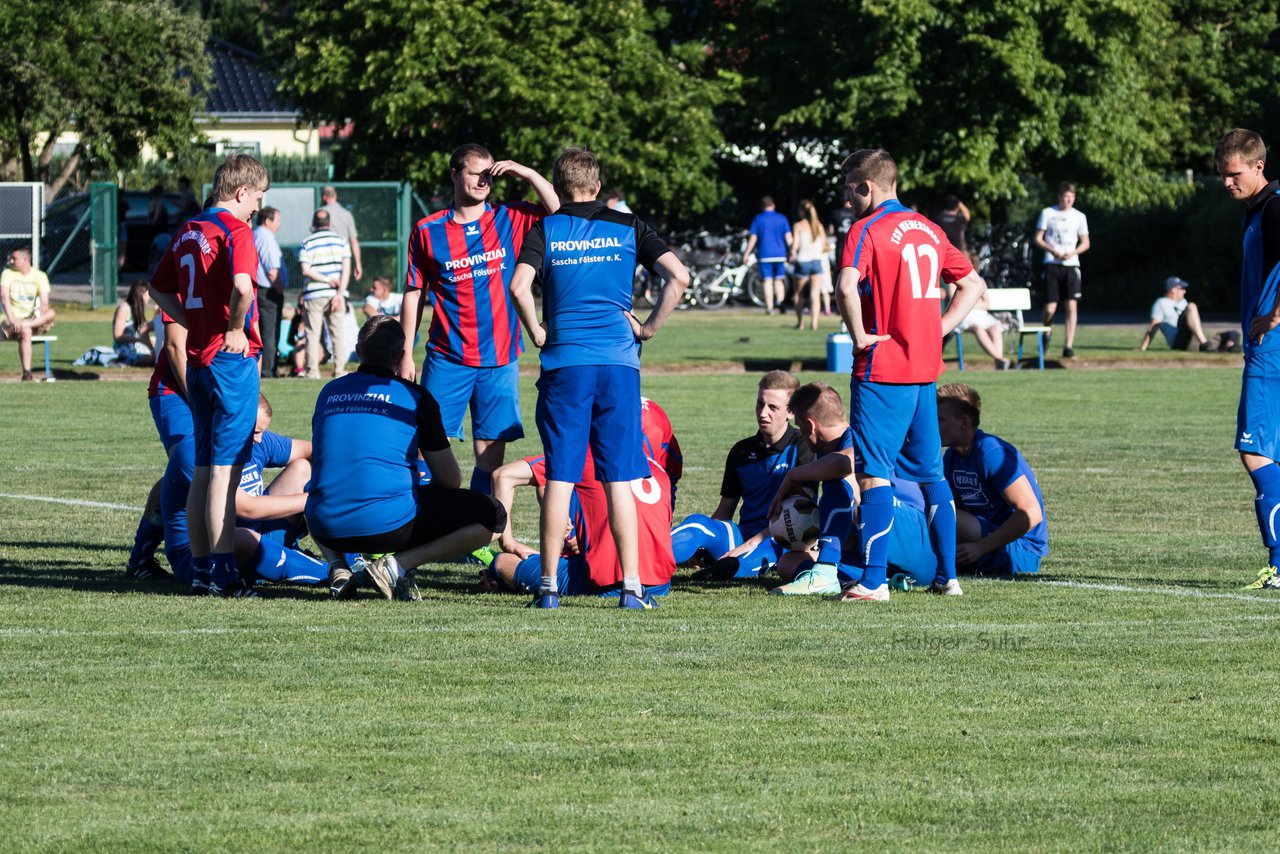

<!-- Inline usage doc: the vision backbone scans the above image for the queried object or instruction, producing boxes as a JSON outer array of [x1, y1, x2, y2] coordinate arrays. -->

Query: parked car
[[42, 190, 187, 273]]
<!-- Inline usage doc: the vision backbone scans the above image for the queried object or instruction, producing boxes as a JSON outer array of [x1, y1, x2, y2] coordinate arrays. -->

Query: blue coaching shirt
[[305, 364, 451, 541], [749, 210, 791, 261], [944, 430, 1048, 557], [1241, 180, 1280, 356], [517, 200, 668, 370], [239, 430, 292, 497]]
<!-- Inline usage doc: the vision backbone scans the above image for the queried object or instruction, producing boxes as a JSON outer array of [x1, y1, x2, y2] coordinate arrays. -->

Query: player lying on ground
[[937, 383, 1048, 575], [305, 315, 506, 602], [767, 382, 939, 596], [482, 447, 676, 602], [670, 370, 814, 579]]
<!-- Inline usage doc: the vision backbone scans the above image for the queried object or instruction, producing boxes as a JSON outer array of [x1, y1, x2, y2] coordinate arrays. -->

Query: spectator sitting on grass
[[1139, 276, 1239, 353]]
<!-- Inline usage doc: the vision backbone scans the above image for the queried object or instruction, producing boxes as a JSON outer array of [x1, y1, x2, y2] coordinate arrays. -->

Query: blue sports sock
[[128, 514, 164, 566], [855, 486, 894, 589], [250, 538, 326, 585], [922, 480, 958, 584], [469, 468, 493, 495], [817, 482, 854, 565], [1249, 463, 1280, 565], [192, 555, 212, 588], [209, 552, 238, 588]]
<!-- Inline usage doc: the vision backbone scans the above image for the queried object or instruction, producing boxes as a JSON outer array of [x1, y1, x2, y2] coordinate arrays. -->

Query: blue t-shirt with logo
[[944, 430, 1048, 556]]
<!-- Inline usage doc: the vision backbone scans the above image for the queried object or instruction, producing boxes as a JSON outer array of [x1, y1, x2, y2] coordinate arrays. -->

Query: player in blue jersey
[[400, 144, 559, 496], [509, 147, 690, 609], [306, 315, 506, 601], [768, 382, 938, 595], [671, 370, 814, 579], [743, 196, 793, 315], [937, 383, 1047, 575], [160, 432, 328, 596], [235, 393, 312, 551], [1215, 130, 1280, 590]]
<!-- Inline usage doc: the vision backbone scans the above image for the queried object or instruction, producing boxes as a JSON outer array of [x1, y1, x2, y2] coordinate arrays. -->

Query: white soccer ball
[[769, 495, 820, 552]]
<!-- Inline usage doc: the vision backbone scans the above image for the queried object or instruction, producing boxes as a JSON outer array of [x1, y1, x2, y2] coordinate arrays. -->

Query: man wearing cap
[[1138, 276, 1215, 352]]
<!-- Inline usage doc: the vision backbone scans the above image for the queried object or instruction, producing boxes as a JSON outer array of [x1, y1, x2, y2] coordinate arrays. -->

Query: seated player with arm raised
[[767, 382, 939, 595], [671, 370, 814, 579], [937, 383, 1048, 575]]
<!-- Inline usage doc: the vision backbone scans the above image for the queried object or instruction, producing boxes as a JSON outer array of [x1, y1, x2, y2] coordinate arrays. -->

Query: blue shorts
[[536, 365, 647, 483], [423, 349, 523, 442], [149, 393, 194, 453], [759, 261, 787, 280], [850, 380, 942, 481], [1237, 349, 1280, 460], [969, 516, 1043, 575], [672, 514, 742, 564], [794, 259, 823, 277], [187, 351, 259, 467]]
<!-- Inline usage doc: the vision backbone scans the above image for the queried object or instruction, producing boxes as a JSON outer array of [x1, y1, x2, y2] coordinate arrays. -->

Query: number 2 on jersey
[[903, 243, 940, 299], [180, 254, 203, 309]]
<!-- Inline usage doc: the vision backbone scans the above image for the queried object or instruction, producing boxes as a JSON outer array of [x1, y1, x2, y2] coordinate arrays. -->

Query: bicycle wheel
[[694, 271, 732, 310], [745, 267, 767, 306]]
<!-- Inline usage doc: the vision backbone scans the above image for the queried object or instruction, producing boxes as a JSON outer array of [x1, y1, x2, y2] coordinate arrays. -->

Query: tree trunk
[[45, 145, 82, 204]]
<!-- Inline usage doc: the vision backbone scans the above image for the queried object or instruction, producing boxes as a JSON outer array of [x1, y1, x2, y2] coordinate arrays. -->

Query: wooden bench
[[2, 334, 57, 381], [952, 288, 1051, 371]]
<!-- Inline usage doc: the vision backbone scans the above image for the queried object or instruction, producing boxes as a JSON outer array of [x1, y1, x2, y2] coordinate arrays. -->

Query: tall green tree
[[694, 0, 1280, 215], [0, 0, 210, 200], [275, 0, 730, 218]]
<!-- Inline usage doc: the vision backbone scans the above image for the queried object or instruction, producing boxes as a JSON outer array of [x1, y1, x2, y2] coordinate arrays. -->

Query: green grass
[[2, 310, 1278, 851]]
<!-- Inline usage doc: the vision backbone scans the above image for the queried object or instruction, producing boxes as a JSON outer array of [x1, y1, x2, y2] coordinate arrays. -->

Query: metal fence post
[[89, 183, 119, 309]]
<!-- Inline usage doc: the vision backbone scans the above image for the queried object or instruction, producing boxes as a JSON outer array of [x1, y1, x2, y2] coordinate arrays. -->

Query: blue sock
[[922, 480, 958, 584], [817, 481, 854, 565], [250, 538, 326, 585], [128, 514, 164, 567], [1249, 463, 1280, 566], [209, 552, 238, 588], [855, 486, 894, 589], [469, 468, 492, 495], [192, 555, 212, 589]]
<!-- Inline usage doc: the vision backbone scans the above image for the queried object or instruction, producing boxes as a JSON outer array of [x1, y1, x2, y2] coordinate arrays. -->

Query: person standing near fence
[[298, 210, 352, 380], [1035, 182, 1090, 359], [399, 144, 559, 495], [321, 186, 362, 282], [743, 196, 792, 316], [253, 206, 284, 377]]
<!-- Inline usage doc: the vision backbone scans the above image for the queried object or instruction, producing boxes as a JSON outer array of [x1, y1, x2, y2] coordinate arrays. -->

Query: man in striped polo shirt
[[298, 209, 352, 379]]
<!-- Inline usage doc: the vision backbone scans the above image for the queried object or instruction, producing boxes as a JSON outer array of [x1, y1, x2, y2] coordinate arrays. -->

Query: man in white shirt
[[1034, 182, 1090, 358], [363, 276, 403, 318], [1139, 276, 1214, 352]]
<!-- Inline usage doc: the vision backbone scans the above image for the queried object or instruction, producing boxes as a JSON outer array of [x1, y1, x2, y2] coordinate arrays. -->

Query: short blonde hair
[[758, 370, 799, 393], [553, 148, 600, 199], [937, 382, 982, 427], [211, 154, 269, 202], [789, 382, 845, 427], [841, 148, 898, 188]]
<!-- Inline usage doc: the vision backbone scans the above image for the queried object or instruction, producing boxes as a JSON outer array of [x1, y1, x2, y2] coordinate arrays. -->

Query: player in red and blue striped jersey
[[835, 148, 986, 603], [400, 144, 559, 496], [150, 154, 269, 597]]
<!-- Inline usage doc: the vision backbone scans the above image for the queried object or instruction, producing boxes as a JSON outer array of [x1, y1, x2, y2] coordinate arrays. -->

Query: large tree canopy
[[275, 0, 731, 218], [0, 0, 210, 200]]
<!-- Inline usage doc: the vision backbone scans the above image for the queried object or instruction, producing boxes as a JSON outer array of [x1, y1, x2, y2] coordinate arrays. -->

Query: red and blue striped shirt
[[404, 201, 544, 368]]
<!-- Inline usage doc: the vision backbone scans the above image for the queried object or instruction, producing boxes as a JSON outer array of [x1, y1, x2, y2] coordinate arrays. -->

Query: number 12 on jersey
[[903, 243, 940, 299]]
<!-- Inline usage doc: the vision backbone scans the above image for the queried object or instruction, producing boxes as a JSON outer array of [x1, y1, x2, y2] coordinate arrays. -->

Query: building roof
[[202, 38, 297, 120]]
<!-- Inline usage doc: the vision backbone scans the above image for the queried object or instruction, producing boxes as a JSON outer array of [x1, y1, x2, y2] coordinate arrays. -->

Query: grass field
[[3, 309, 1278, 851]]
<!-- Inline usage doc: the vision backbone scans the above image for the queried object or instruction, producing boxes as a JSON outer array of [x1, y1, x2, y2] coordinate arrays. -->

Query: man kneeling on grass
[[304, 315, 506, 601], [766, 382, 939, 596], [937, 383, 1048, 575]]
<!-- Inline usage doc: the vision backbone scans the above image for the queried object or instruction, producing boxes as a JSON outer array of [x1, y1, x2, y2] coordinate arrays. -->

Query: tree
[[274, 0, 730, 219], [0, 0, 210, 200]]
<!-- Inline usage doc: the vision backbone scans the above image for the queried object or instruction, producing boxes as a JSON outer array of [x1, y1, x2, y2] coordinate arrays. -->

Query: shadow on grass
[[0, 559, 191, 595], [742, 358, 829, 373]]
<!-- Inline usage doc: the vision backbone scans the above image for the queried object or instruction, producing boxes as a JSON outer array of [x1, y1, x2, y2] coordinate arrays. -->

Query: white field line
[[1039, 579, 1280, 605], [0, 492, 143, 512]]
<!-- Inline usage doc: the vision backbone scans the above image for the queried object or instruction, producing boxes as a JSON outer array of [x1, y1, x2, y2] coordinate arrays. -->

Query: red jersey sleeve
[[940, 238, 974, 283], [841, 220, 875, 277]]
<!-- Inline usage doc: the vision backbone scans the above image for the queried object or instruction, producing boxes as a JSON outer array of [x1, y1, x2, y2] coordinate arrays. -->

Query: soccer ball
[[769, 495, 820, 551]]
